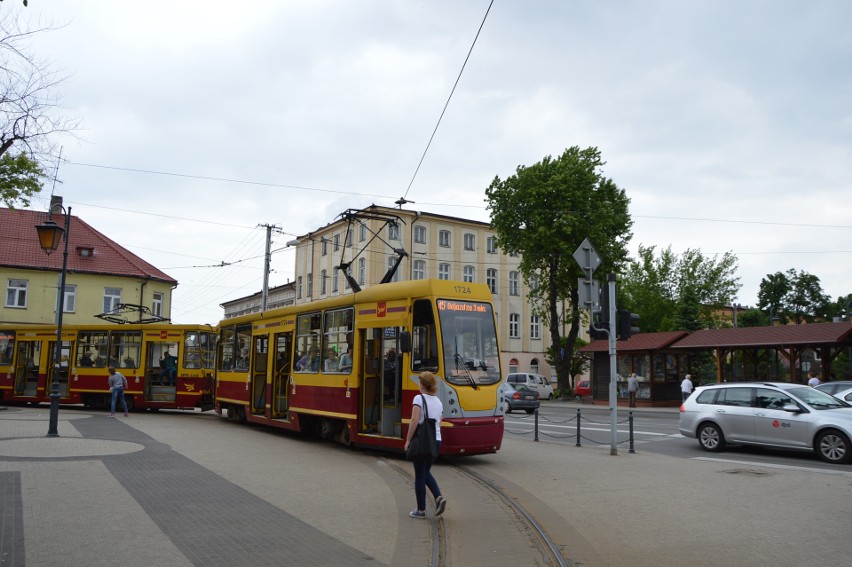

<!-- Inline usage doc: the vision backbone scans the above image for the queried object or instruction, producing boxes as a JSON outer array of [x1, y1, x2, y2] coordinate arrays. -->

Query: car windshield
[[790, 386, 851, 409]]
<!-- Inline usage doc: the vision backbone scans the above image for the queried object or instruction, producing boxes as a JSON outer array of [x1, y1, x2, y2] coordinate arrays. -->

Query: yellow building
[[1, 199, 177, 325], [287, 205, 560, 378]]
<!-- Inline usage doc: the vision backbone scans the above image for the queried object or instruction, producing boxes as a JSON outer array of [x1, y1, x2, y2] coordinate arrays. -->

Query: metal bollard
[[534, 408, 539, 442], [576, 408, 582, 447], [628, 411, 635, 453]]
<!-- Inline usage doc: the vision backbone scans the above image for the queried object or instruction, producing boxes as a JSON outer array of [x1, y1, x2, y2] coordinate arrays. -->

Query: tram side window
[[0, 332, 15, 365], [200, 332, 217, 369], [218, 326, 236, 371], [111, 331, 142, 369], [323, 307, 353, 373], [77, 331, 109, 367], [295, 312, 322, 372], [412, 299, 438, 371], [234, 324, 252, 370], [185, 331, 217, 369]]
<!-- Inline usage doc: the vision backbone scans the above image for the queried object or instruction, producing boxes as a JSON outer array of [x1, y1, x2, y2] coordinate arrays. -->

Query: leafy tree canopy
[[485, 146, 632, 396], [757, 269, 831, 324], [0, 152, 44, 207], [620, 245, 740, 332]]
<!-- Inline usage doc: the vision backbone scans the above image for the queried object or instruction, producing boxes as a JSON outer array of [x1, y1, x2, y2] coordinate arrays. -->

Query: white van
[[506, 373, 553, 400]]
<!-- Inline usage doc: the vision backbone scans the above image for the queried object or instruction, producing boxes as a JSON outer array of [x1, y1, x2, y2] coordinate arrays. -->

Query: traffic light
[[589, 285, 610, 340], [617, 309, 640, 340]]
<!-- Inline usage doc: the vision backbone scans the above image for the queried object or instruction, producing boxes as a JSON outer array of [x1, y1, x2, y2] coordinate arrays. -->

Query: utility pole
[[260, 224, 279, 311]]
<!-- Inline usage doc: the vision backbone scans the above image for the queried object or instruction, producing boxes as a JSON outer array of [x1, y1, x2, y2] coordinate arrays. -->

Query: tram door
[[14, 340, 41, 397], [360, 327, 403, 437], [145, 341, 177, 401], [271, 332, 292, 419], [47, 340, 72, 399], [250, 335, 269, 416]]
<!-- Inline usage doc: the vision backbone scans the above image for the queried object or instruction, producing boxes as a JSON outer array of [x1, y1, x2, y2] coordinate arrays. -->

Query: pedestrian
[[681, 374, 694, 402], [108, 366, 129, 417], [404, 371, 447, 519], [627, 372, 639, 408], [807, 372, 821, 387], [160, 349, 178, 386]]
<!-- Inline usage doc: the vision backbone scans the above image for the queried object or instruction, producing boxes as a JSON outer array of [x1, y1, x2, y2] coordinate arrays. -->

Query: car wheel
[[503, 401, 511, 414], [816, 430, 852, 464], [697, 422, 725, 452]]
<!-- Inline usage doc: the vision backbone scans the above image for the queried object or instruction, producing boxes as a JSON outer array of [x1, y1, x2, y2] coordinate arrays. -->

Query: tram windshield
[[436, 298, 501, 387]]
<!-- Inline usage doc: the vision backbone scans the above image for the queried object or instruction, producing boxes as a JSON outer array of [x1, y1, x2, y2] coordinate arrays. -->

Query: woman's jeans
[[111, 386, 129, 414], [413, 440, 442, 511]]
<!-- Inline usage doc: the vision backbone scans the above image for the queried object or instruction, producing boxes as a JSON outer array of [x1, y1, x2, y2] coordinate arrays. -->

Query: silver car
[[679, 382, 852, 464]]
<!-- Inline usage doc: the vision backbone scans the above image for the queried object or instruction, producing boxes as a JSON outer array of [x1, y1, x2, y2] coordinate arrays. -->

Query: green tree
[[620, 245, 740, 332], [757, 269, 830, 324], [485, 146, 632, 397], [738, 307, 768, 327], [0, 152, 44, 207]]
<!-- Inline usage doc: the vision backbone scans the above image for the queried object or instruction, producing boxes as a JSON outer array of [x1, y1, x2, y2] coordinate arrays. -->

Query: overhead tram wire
[[400, 0, 494, 202]]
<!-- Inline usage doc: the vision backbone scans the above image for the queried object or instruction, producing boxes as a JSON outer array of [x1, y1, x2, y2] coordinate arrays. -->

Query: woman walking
[[404, 371, 447, 519]]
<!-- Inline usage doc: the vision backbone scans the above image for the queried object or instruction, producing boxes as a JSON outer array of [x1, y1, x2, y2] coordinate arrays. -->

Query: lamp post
[[35, 205, 71, 437]]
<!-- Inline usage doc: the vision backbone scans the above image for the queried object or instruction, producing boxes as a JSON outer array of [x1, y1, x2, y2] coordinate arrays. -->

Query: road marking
[[693, 457, 852, 477]]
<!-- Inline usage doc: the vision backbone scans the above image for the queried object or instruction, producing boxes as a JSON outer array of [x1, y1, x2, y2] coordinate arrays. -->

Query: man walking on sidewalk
[[108, 366, 130, 417]]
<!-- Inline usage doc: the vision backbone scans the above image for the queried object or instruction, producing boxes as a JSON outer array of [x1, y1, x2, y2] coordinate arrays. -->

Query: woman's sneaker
[[409, 509, 426, 519], [435, 496, 447, 517]]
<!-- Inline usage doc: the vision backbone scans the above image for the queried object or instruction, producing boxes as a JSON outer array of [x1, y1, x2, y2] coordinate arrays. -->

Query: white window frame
[[463, 265, 475, 283], [413, 259, 425, 280], [464, 233, 475, 251], [414, 225, 426, 244], [332, 268, 339, 293], [487, 236, 497, 254], [60, 284, 76, 313], [509, 271, 520, 296], [306, 273, 313, 298], [152, 292, 163, 317], [486, 268, 497, 294], [386, 256, 400, 282], [360, 224, 367, 242], [103, 287, 122, 313], [439, 230, 451, 248], [6, 279, 27, 308], [320, 269, 327, 295], [530, 315, 541, 340], [297, 276, 303, 299], [509, 313, 520, 338], [388, 224, 400, 241], [438, 263, 450, 280], [358, 258, 366, 286]]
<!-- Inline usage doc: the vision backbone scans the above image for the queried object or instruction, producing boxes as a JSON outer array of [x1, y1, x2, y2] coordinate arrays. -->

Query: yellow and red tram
[[215, 279, 505, 456], [0, 323, 217, 411]]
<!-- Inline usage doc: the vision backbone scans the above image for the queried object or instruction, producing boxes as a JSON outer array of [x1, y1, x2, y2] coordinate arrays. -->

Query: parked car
[[500, 382, 540, 414], [829, 387, 852, 403], [506, 373, 552, 400], [679, 382, 852, 464], [815, 381, 852, 396], [574, 380, 591, 400]]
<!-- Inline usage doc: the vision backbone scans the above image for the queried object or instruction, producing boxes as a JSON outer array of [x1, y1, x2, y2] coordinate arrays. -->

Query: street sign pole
[[607, 273, 618, 455]]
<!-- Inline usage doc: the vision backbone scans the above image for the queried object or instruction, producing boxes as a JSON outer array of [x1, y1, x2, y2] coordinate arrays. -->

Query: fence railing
[[504, 408, 636, 453]]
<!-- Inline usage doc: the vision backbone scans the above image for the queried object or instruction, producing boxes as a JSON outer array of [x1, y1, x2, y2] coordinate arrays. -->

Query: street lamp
[[35, 204, 71, 437]]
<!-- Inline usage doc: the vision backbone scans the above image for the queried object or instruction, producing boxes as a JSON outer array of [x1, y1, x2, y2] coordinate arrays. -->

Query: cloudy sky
[[12, 0, 852, 324]]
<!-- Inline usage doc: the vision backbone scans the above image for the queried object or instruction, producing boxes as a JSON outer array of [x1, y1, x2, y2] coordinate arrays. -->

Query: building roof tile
[[0, 206, 176, 284]]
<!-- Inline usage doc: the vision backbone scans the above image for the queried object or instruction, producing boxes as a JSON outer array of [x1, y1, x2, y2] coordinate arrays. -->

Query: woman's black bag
[[406, 395, 438, 461]]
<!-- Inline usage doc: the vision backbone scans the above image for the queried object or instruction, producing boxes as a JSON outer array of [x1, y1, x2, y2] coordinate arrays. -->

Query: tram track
[[382, 457, 571, 567]]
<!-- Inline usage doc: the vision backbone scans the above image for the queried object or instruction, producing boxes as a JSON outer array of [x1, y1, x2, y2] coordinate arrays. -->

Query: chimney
[[50, 195, 63, 213]]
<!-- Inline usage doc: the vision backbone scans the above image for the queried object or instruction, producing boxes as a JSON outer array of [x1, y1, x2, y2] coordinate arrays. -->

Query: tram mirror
[[399, 331, 411, 354]]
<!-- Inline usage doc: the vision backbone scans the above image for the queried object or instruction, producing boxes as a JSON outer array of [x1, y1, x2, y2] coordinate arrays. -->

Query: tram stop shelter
[[581, 322, 852, 408]]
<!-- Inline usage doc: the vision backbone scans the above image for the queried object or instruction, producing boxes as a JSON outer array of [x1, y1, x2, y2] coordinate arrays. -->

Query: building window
[[438, 263, 450, 280], [413, 259, 425, 280], [360, 224, 367, 242], [104, 287, 122, 313], [61, 284, 76, 313], [388, 223, 400, 240], [439, 230, 451, 248], [463, 265, 475, 283], [346, 228, 353, 247], [387, 256, 399, 282], [486, 268, 497, 294], [334, 234, 340, 251], [321, 238, 328, 256], [487, 236, 497, 254], [530, 273, 539, 292], [414, 225, 426, 244], [306, 273, 313, 298], [320, 270, 327, 295], [509, 313, 520, 338], [531, 358, 540, 374], [332, 268, 339, 293], [297, 276, 303, 299], [6, 279, 27, 308], [509, 271, 520, 296], [464, 233, 475, 251], [358, 258, 366, 286], [530, 315, 541, 340], [152, 292, 163, 317]]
